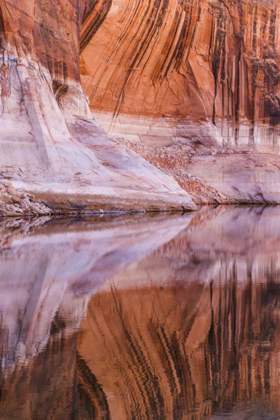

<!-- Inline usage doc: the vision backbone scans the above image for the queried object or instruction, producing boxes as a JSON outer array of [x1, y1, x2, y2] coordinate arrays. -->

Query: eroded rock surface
[[82, 0, 280, 124], [0, 0, 196, 215], [1, 0, 280, 207], [81, 0, 280, 203]]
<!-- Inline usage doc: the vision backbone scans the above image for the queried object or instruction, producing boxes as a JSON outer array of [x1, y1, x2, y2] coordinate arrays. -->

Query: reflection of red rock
[[77, 279, 280, 419], [0, 214, 191, 373], [0, 208, 280, 418], [75, 207, 280, 418]]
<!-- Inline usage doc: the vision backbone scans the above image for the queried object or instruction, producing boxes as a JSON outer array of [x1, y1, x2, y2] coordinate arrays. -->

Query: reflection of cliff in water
[[78, 238, 280, 418], [1, 207, 280, 418], [0, 214, 190, 372]]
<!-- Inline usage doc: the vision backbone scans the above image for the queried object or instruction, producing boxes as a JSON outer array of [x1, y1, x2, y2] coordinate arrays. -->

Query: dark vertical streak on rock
[[251, 5, 258, 125], [77, 352, 111, 420], [112, 0, 171, 120], [81, 0, 280, 125], [111, 286, 165, 419], [0, 6, 5, 35], [263, 5, 280, 122], [80, 0, 113, 52], [212, 7, 225, 125]]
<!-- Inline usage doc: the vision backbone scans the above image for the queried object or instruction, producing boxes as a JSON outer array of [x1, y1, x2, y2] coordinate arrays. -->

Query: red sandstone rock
[[81, 0, 280, 124], [0, 0, 280, 208], [0, 0, 196, 214], [80, 0, 280, 203]]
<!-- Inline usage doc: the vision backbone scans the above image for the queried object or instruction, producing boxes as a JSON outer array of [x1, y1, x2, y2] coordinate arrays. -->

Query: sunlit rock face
[[1, 0, 280, 208], [82, 0, 280, 130], [81, 0, 280, 203], [0, 0, 196, 214]]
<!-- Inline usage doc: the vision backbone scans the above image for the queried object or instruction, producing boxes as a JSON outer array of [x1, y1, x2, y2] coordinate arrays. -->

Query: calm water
[[0, 207, 280, 419]]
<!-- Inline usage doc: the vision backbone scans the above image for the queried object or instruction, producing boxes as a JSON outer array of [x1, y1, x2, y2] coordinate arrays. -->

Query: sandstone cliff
[[0, 0, 195, 215], [81, 0, 280, 203], [82, 0, 280, 123], [0, 0, 280, 209]]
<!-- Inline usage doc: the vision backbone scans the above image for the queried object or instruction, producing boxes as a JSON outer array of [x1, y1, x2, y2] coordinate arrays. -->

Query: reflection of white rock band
[[0, 214, 192, 376]]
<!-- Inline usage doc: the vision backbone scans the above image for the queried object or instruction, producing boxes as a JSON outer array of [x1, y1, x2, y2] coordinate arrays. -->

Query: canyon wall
[[81, 0, 280, 203], [0, 0, 195, 215], [0, 0, 280, 208], [82, 0, 280, 129]]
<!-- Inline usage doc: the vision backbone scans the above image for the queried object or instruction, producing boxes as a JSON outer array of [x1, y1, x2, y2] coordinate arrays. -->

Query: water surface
[[0, 207, 280, 419]]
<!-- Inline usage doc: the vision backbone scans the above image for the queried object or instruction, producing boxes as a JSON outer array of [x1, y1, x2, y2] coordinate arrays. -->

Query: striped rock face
[[0, 0, 280, 208], [0, 0, 196, 214], [81, 0, 280, 123], [80, 0, 280, 204]]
